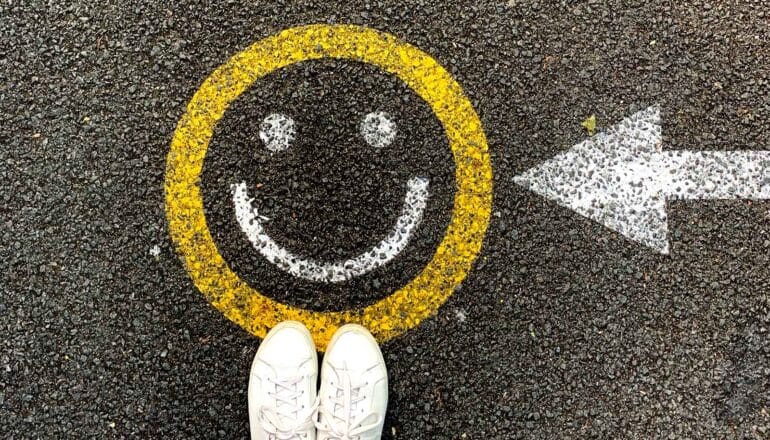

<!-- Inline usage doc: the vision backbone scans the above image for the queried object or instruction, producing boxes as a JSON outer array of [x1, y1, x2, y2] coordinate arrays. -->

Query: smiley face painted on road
[[206, 59, 455, 312], [232, 112, 430, 282], [231, 110, 430, 284], [166, 25, 493, 350]]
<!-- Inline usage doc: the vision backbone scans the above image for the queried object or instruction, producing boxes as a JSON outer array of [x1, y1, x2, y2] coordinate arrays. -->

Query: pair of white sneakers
[[248, 321, 388, 440]]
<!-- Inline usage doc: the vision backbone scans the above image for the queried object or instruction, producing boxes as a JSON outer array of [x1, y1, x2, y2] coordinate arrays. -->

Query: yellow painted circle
[[165, 24, 492, 350]]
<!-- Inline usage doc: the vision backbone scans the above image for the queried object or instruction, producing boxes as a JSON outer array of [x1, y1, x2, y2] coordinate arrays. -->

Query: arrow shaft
[[660, 151, 770, 200]]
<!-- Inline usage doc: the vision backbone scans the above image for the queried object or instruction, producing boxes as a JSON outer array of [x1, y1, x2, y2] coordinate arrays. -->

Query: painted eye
[[259, 113, 296, 152], [360, 111, 396, 149]]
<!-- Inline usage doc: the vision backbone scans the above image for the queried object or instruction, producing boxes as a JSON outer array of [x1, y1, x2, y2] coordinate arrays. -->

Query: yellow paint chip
[[165, 24, 493, 350], [581, 114, 597, 136]]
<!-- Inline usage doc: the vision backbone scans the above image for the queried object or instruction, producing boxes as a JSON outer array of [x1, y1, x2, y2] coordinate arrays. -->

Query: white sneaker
[[315, 324, 388, 440], [248, 321, 318, 440]]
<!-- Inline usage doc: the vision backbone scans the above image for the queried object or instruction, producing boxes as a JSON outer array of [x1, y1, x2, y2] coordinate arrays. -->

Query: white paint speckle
[[454, 309, 467, 323], [360, 111, 396, 149], [259, 113, 295, 152], [149, 245, 161, 257], [514, 105, 770, 254], [232, 177, 430, 283]]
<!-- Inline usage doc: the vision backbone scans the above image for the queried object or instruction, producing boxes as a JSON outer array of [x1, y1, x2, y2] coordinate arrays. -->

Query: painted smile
[[230, 111, 430, 283]]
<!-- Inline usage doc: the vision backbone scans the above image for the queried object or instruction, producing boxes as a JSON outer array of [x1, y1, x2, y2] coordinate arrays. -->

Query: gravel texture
[[1, 1, 768, 438]]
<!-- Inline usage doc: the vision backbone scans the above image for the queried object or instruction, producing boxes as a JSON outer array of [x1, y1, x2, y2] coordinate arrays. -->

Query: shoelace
[[315, 364, 381, 440], [258, 376, 318, 440]]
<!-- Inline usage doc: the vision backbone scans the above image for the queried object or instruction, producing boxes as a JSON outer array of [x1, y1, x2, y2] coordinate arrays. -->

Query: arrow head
[[514, 106, 672, 253]]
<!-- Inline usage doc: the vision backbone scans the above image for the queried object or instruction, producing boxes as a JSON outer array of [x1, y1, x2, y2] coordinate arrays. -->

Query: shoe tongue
[[272, 381, 301, 426], [332, 365, 364, 417]]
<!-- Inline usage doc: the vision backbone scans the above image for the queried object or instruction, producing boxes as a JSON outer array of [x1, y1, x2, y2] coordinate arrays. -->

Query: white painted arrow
[[514, 106, 770, 254]]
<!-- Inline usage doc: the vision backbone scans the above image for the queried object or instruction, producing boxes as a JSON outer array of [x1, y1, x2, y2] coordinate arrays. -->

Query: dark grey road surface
[[2, 1, 769, 438]]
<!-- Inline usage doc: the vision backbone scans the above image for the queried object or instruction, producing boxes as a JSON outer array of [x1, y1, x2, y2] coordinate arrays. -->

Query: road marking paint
[[360, 111, 396, 148], [232, 177, 430, 283], [165, 24, 493, 350], [259, 113, 296, 152], [514, 106, 770, 254]]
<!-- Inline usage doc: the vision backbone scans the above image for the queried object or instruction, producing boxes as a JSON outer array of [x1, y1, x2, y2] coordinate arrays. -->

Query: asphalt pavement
[[2, 1, 769, 438]]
